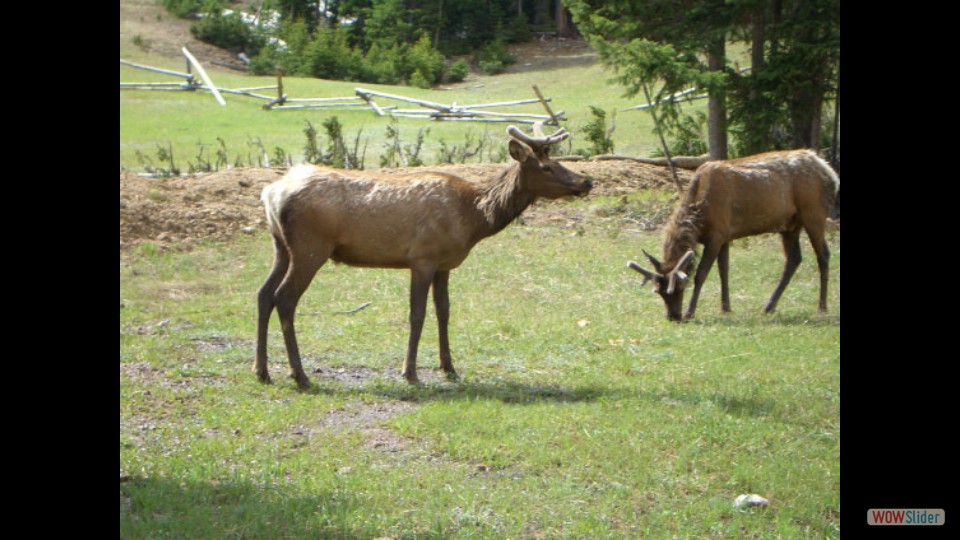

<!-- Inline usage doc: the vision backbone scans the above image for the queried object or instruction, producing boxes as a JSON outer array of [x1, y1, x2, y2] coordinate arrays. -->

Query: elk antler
[[627, 261, 656, 287], [666, 250, 696, 295], [507, 121, 570, 147]]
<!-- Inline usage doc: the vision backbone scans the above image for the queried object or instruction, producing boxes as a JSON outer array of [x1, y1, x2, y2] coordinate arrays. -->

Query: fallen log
[[590, 154, 710, 170]]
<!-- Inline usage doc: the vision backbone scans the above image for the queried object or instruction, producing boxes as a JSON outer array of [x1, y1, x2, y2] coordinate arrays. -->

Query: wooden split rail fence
[[354, 85, 564, 125], [121, 50, 564, 125]]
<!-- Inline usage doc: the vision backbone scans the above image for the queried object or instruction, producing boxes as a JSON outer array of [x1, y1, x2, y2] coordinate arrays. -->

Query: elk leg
[[685, 241, 721, 319], [806, 229, 831, 314], [403, 267, 435, 384], [765, 229, 802, 313], [274, 251, 328, 390], [254, 235, 290, 384], [718, 243, 731, 313], [432, 270, 458, 380]]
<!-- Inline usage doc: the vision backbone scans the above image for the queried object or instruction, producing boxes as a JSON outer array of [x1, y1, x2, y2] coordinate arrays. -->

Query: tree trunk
[[789, 89, 822, 149], [556, 6, 572, 37], [707, 38, 728, 160], [533, 0, 550, 27], [787, 0, 825, 149], [743, 4, 771, 155], [434, 0, 443, 49]]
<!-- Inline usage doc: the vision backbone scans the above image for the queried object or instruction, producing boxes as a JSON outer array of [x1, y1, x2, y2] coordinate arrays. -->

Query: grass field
[[120, 12, 839, 536], [120, 215, 840, 538], [120, 31, 689, 172]]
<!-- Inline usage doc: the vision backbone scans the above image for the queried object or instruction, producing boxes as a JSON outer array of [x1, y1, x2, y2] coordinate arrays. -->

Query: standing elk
[[628, 149, 839, 321], [255, 123, 592, 388]]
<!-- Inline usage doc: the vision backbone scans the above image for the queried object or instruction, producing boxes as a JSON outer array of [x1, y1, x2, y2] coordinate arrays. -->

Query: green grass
[[120, 39, 694, 173], [120, 217, 840, 538]]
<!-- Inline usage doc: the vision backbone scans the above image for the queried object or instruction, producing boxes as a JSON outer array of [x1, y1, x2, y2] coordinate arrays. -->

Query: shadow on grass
[[368, 377, 617, 405], [119, 475, 372, 539], [287, 366, 781, 420], [656, 388, 776, 419], [687, 311, 840, 328], [293, 367, 621, 406]]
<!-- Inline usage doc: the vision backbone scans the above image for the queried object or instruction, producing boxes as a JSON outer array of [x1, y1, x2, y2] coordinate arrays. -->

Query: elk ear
[[508, 139, 533, 163], [642, 249, 663, 273]]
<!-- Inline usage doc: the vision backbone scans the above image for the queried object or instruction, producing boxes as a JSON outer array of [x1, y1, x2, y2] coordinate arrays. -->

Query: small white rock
[[734, 494, 769, 508]]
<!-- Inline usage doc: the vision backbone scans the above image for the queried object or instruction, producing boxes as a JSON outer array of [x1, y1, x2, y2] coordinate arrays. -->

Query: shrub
[[305, 27, 357, 80], [407, 35, 445, 87], [190, 10, 263, 54], [265, 20, 313, 77], [446, 59, 469, 82], [475, 37, 515, 69], [163, 0, 202, 18], [579, 106, 616, 157], [479, 60, 505, 75], [503, 16, 532, 43], [409, 70, 432, 89], [361, 44, 403, 85], [248, 50, 277, 75], [657, 112, 708, 157]]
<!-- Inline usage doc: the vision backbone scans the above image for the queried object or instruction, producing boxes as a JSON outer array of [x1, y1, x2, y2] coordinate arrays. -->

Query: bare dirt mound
[[119, 161, 689, 251], [120, 0, 242, 68]]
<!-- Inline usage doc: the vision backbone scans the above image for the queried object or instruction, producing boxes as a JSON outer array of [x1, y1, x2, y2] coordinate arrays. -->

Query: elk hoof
[[291, 374, 312, 390], [403, 371, 420, 385], [255, 371, 272, 384], [443, 369, 460, 382]]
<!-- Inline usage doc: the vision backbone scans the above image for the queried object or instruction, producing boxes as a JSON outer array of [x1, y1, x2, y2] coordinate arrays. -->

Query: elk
[[628, 149, 839, 321], [255, 123, 592, 388]]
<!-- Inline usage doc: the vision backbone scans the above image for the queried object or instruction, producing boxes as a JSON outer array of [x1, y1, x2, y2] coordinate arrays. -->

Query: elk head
[[507, 123, 592, 198], [628, 250, 696, 321]]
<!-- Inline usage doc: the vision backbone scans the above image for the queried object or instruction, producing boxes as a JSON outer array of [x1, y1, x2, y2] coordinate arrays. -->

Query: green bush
[[474, 36, 515, 75], [503, 16, 532, 43], [579, 106, 616, 157], [190, 11, 263, 54], [663, 112, 709, 157], [163, 0, 202, 18], [409, 70, 432, 89], [475, 37, 515, 68], [404, 35, 446, 87], [447, 59, 470, 82], [358, 44, 402, 85], [479, 60, 505, 75], [248, 50, 277, 76], [265, 20, 312, 77], [305, 27, 358, 80]]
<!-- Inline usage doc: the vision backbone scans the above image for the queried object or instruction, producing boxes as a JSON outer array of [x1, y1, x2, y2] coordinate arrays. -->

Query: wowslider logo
[[867, 509, 945, 526]]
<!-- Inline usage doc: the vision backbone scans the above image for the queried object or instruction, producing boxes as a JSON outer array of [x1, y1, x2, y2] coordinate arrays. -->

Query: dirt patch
[[506, 38, 599, 74], [120, 361, 228, 390], [120, 0, 245, 69], [119, 161, 689, 251], [319, 400, 418, 453]]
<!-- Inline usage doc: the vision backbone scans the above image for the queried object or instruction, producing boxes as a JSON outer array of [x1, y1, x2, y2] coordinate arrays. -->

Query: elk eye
[[540, 164, 552, 172]]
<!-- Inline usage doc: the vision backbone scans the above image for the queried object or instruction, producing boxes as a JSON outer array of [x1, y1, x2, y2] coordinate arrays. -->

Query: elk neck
[[661, 198, 705, 271], [475, 162, 536, 237]]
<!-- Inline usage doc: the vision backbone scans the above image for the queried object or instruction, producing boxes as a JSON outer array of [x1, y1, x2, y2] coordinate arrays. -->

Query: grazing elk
[[628, 149, 839, 321], [255, 123, 592, 388]]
